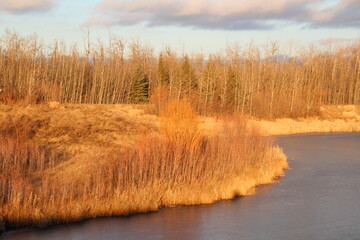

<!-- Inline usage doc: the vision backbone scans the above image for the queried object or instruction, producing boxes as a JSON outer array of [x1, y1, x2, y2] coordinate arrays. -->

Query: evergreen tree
[[130, 65, 149, 103], [225, 65, 237, 111], [158, 53, 170, 86], [181, 55, 197, 95]]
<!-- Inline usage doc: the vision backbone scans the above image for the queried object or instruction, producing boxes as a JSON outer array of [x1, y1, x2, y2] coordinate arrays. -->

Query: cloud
[[316, 37, 360, 45], [311, 0, 360, 28], [88, 0, 360, 30], [0, 0, 56, 14]]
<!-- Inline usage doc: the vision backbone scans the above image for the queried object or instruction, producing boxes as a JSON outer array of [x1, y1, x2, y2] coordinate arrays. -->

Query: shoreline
[[1, 146, 287, 235], [0, 102, 287, 234], [3, 130, 360, 235], [254, 118, 360, 136], [1, 103, 359, 234], [273, 131, 360, 138], [256, 105, 360, 136]]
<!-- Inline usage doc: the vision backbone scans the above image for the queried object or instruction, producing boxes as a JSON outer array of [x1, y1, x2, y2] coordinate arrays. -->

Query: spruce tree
[[181, 55, 197, 95], [158, 53, 170, 86], [225, 65, 237, 111], [130, 65, 149, 103]]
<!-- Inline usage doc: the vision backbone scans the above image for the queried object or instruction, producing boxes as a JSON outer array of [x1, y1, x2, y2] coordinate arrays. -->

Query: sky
[[0, 0, 359, 55]]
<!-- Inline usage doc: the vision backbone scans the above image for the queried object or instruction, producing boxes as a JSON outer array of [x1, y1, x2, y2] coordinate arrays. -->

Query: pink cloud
[[316, 38, 360, 45], [0, 0, 56, 14]]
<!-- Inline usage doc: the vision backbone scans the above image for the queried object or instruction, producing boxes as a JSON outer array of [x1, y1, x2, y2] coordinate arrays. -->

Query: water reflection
[[3, 133, 360, 240]]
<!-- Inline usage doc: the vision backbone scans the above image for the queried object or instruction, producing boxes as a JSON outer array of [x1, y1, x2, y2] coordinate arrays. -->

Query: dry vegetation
[[254, 104, 360, 135], [199, 104, 360, 136], [0, 101, 287, 232], [0, 31, 359, 118], [0, 31, 358, 232]]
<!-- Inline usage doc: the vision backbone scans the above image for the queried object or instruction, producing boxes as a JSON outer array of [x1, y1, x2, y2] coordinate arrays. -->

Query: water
[[2, 133, 360, 240]]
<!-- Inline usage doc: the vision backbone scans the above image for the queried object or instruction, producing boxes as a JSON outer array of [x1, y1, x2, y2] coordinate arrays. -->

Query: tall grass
[[0, 31, 359, 118], [0, 100, 287, 231]]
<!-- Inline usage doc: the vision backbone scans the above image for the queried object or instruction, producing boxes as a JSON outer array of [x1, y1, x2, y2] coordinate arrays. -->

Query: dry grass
[[254, 118, 360, 136], [0, 30, 358, 233], [199, 104, 360, 136], [0, 101, 287, 231], [254, 105, 360, 135], [0, 103, 157, 151]]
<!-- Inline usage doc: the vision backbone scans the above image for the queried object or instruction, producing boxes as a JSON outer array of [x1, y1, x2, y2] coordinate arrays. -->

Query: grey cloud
[[147, 14, 276, 30], [90, 0, 360, 30], [321, 4, 360, 27]]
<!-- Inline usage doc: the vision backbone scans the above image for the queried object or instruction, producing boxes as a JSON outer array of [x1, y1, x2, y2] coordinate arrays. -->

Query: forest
[[0, 31, 359, 118]]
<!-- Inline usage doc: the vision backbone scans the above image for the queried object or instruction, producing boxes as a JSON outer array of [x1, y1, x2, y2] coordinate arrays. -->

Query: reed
[[0, 101, 287, 231]]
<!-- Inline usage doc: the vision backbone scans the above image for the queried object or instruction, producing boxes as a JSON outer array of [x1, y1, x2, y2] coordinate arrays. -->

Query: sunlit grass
[[0, 101, 287, 231]]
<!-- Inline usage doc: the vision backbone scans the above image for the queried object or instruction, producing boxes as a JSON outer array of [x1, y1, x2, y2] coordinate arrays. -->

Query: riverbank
[[1, 102, 359, 233], [0, 101, 287, 233], [3, 133, 359, 240], [200, 105, 360, 136], [255, 105, 360, 135]]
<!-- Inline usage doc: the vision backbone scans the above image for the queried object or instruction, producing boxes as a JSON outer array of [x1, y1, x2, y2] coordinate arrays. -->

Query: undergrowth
[[0, 100, 287, 231]]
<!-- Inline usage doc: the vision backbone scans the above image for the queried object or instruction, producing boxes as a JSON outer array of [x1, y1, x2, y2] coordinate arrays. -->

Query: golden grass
[[0, 103, 157, 151], [199, 105, 360, 136], [254, 118, 360, 136], [4, 102, 358, 232], [0, 30, 359, 233], [254, 105, 360, 135], [0, 101, 287, 231]]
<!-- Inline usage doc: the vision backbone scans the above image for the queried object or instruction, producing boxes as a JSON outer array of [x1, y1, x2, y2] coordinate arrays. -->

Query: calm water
[[2, 133, 360, 240]]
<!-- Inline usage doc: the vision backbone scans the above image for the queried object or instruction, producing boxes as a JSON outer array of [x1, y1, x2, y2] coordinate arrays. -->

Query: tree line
[[0, 31, 359, 118]]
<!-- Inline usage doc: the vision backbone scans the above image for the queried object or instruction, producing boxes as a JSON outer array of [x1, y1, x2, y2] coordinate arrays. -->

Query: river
[[2, 132, 360, 240]]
